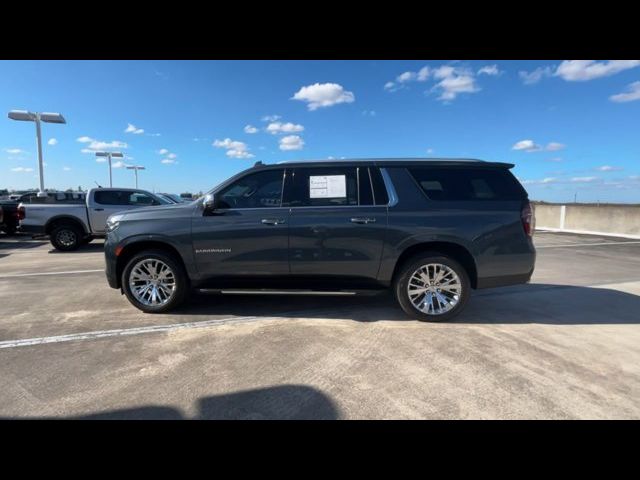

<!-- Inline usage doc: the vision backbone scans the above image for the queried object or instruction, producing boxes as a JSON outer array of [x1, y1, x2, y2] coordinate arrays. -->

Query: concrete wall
[[533, 203, 640, 238]]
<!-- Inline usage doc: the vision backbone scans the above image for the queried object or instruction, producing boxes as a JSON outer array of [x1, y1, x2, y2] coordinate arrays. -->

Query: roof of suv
[[268, 158, 514, 169]]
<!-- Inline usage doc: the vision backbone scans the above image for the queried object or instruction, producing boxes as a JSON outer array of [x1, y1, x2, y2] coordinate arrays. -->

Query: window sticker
[[309, 175, 347, 198]]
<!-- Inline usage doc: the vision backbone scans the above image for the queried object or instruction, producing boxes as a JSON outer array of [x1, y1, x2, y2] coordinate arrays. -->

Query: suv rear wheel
[[394, 253, 470, 322], [50, 224, 83, 251], [122, 249, 189, 313]]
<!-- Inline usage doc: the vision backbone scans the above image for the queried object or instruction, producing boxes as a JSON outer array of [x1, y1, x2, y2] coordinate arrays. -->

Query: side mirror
[[202, 193, 218, 213]]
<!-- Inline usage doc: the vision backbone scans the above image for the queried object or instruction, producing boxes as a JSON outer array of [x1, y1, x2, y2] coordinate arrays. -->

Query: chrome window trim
[[379, 168, 398, 207]]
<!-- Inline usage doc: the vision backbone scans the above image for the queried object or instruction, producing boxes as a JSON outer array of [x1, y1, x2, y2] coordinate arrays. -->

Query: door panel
[[191, 168, 289, 278], [191, 208, 290, 277], [288, 206, 387, 279]]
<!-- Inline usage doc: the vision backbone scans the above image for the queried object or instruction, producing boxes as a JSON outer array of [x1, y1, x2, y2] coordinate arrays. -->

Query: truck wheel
[[394, 254, 470, 322], [50, 224, 82, 251], [122, 249, 189, 313]]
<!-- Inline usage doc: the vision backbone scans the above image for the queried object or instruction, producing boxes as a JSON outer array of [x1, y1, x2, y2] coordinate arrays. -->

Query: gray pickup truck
[[19, 187, 170, 251]]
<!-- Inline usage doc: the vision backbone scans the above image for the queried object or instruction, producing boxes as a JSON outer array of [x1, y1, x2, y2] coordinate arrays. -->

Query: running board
[[197, 289, 376, 296]]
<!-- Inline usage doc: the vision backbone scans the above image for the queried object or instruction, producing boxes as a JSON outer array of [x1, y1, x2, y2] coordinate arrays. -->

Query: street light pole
[[95, 151, 124, 187], [34, 114, 44, 194], [7, 110, 66, 197], [126, 165, 146, 188]]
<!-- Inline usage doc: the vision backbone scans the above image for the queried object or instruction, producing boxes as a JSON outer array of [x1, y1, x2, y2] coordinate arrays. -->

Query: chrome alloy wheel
[[129, 258, 176, 306], [56, 229, 77, 247], [407, 263, 462, 315]]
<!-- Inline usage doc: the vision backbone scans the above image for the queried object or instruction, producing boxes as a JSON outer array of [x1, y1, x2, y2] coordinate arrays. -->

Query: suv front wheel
[[122, 250, 189, 313], [394, 254, 470, 322]]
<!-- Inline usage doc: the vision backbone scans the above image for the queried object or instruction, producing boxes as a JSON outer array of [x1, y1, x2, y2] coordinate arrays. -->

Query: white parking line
[[1, 269, 104, 278], [537, 241, 640, 249], [0, 315, 261, 349]]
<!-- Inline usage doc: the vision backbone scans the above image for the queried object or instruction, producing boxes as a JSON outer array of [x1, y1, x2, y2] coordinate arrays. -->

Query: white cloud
[[520, 177, 558, 185], [571, 176, 599, 183], [397, 71, 417, 83], [244, 125, 258, 134], [266, 121, 304, 135], [362, 110, 376, 116], [512, 139, 541, 152], [426, 148, 435, 154], [431, 66, 480, 101], [4, 148, 25, 154], [167, 153, 177, 159], [96, 158, 107, 163], [279, 135, 304, 151], [512, 139, 565, 152], [48, 138, 58, 146], [158, 148, 169, 155], [63, 166, 71, 171], [596, 165, 623, 172], [555, 60, 640, 82], [112, 161, 125, 169], [77, 136, 128, 152], [545, 142, 565, 151], [478, 65, 500, 76], [161, 158, 176, 164], [261, 115, 281, 122], [292, 83, 355, 111], [125, 123, 144, 134], [213, 138, 254, 158], [519, 66, 553, 85], [11, 167, 34, 172], [610, 81, 640, 103], [147, 133, 161, 137], [384, 81, 398, 92]]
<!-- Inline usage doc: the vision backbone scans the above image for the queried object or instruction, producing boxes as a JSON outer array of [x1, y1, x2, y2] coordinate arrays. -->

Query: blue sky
[[1, 60, 639, 202]]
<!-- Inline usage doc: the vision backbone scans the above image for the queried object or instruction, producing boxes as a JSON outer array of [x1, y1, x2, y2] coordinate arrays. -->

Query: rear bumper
[[19, 224, 46, 235]]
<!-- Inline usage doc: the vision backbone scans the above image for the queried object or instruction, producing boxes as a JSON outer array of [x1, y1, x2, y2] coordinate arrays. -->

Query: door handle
[[261, 218, 286, 225], [350, 217, 376, 224], [94, 208, 104, 211]]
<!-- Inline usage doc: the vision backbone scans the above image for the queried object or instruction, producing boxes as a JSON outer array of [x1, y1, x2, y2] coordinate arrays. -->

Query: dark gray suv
[[104, 159, 536, 321]]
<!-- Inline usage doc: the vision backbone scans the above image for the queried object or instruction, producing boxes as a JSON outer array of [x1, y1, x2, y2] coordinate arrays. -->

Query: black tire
[[394, 253, 470, 322], [82, 236, 94, 245], [121, 249, 189, 313], [50, 224, 83, 251]]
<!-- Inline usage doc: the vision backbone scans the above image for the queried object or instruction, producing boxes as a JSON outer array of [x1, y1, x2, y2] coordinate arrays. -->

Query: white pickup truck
[[19, 187, 170, 251]]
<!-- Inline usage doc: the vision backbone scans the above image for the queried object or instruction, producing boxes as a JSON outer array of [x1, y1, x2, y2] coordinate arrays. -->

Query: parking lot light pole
[[126, 165, 146, 188], [7, 110, 66, 197], [95, 151, 124, 187]]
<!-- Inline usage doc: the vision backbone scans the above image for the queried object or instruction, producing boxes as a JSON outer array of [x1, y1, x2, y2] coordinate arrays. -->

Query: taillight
[[521, 201, 534, 237], [17, 205, 25, 221]]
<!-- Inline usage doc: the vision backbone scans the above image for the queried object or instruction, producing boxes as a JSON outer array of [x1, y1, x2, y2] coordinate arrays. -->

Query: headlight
[[106, 219, 120, 233]]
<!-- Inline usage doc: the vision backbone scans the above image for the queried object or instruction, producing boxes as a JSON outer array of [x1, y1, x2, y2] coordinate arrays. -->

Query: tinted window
[[284, 167, 359, 207], [94, 191, 128, 205], [370, 167, 389, 205], [217, 169, 284, 209], [128, 192, 159, 206], [358, 167, 374, 206], [408, 167, 524, 201]]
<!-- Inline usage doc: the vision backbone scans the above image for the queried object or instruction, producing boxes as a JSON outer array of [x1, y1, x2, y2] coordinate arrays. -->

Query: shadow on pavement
[[4, 385, 339, 420], [165, 283, 640, 325], [47, 242, 105, 254]]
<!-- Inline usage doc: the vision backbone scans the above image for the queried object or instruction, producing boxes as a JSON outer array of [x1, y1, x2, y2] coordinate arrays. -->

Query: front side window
[[128, 192, 160, 206], [217, 169, 285, 209]]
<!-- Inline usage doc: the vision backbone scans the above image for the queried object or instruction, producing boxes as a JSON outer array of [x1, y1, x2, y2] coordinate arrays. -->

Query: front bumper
[[104, 234, 120, 289]]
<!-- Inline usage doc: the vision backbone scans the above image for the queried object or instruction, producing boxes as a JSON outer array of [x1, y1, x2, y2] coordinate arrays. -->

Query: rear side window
[[370, 167, 389, 205], [94, 190, 128, 205], [408, 167, 524, 201], [285, 167, 359, 207]]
